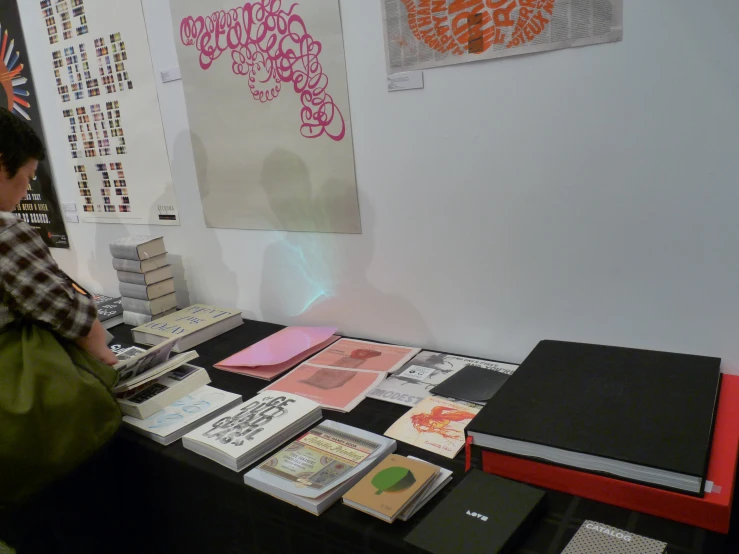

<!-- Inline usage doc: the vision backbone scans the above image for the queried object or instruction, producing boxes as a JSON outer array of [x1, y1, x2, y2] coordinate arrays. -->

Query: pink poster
[[170, 0, 361, 233], [307, 338, 420, 373], [262, 363, 385, 412]]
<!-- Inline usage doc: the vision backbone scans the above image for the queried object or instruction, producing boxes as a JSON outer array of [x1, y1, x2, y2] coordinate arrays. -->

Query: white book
[[123, 386, 242, 446], [117, 265, 173, 286], [109, 236, 166, 261], [244, 421, 396, 515], [132, 304, 243, 352], [112, 254, 169, 274], [397, 457, 453, 521], [117, 364, 211, 419], [183, 391, 322, 472], [121, 293, 178, 315], [119, 279, 175, 301], [123, 308, 177, 327]]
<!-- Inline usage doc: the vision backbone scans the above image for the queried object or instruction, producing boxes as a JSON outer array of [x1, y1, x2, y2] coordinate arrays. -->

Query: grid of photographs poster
[[42, 0, 134, 216], [37, 0, 177, 224]]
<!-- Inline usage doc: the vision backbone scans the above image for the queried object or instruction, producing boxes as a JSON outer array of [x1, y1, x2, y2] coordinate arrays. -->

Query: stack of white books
[[112, 338, 207, 420], [182, 392, 322, 472], [244, 420, 396, 515], [109, 236, 177, 326], [114, 339, 244, 444]]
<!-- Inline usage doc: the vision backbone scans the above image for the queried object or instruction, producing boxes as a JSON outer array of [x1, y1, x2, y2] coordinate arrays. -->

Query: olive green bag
[[0, 322, 121, 508]]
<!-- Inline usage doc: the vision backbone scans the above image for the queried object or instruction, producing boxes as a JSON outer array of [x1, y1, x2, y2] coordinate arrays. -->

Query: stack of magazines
[[182, 392, 323, 471], [244, 421, 396, 515]]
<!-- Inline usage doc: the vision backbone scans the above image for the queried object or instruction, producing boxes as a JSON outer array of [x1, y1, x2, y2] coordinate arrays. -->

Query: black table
[[24, 320, 739, 553]]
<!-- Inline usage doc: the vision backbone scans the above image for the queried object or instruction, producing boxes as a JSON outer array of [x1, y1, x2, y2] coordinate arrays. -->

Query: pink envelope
[[214, 327, 339, 381]]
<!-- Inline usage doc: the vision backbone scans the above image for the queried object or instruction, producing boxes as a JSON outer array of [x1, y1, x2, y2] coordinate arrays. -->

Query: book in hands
[[367, 351, 518, 407], [132, 304, 243, 351], [182, 391, 322, 472], [342, 454, 440, 523], [123, 385, 242, 446], [384, 395, 481, 459], [109, 236, 166, 261], [244, 421, 396, 515], [261, 363, 385, 412], [561, 521, 666, 554], [112, 338, 199, 393], [306, 338, 420, 373], [116, 363, 211, 419]]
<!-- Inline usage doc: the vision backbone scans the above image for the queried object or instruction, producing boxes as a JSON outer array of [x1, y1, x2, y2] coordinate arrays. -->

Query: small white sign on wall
[[387, 71, 424, 92], [160, 66, 182, 83]]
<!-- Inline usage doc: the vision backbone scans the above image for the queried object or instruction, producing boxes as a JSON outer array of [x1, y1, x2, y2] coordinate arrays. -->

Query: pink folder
[[214, 327, 339, 381]]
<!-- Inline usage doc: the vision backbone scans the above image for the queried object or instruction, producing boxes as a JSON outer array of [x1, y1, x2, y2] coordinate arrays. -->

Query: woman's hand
[[75, 319, 119, 366]]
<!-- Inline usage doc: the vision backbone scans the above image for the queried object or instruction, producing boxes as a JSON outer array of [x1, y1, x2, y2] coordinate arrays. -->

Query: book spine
[[117, 270, 147, 286], [123, 311, 153, 326], [119, 282, 152, 300], [121, 297, 154, 314], [109, 243, 142, 261], [112, 257, 143, 272]]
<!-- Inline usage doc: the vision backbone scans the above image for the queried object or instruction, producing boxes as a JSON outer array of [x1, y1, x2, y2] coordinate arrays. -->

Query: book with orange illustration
[[384, 396, 481, 458]]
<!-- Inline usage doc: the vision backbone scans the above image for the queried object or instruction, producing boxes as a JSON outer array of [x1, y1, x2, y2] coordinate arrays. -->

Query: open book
[[113, 337, 198, 393]]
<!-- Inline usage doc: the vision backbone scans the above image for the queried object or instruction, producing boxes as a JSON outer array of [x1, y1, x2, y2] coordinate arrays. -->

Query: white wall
[[19, 1, 739, 371]]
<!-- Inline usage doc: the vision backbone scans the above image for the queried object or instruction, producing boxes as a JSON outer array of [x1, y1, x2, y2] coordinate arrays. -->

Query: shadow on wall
[[258, 147, 361, 233], [147, 131, 242, 312], [258, 148, 435, 347], [89, 221, 127, 295]]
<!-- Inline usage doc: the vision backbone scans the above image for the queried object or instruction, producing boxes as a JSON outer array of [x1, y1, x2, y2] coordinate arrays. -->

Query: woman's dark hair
[[0, 108, 46, 178]]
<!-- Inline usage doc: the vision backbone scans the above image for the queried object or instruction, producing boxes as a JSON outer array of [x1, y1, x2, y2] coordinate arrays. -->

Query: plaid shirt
[[0, 212, 97, 340]]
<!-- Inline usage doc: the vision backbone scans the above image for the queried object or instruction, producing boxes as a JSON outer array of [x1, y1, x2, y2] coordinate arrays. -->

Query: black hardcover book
[[467, 340, 721, 495], [405, 469, 545, 554], [429, 365, 510, 403]]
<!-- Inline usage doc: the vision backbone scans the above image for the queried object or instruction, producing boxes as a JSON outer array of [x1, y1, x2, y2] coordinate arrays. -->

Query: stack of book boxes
[[110, 236, 178, 326]]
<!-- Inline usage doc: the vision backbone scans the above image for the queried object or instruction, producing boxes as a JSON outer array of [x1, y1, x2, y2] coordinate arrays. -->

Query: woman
[[0, 108, 117, 365], [0, 108, 120, 553]]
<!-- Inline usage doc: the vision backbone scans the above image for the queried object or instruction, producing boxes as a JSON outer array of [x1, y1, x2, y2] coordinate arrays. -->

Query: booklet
[[384, 395, 481, 458], [244, 421, 396, 515]]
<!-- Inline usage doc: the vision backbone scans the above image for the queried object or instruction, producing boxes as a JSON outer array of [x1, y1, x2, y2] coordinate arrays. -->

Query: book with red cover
[[474, 374, 739, 533]]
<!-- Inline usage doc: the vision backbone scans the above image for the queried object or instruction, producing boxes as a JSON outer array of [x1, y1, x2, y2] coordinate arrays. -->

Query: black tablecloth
[[8, 320, 739, 553]]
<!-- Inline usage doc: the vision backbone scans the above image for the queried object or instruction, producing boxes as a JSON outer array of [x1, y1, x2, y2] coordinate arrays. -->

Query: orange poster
[[382, 0, 623, 73]]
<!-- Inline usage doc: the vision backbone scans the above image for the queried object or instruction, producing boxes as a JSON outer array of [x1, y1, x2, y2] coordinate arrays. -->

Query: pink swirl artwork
[[179, 0, 346, 141]]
